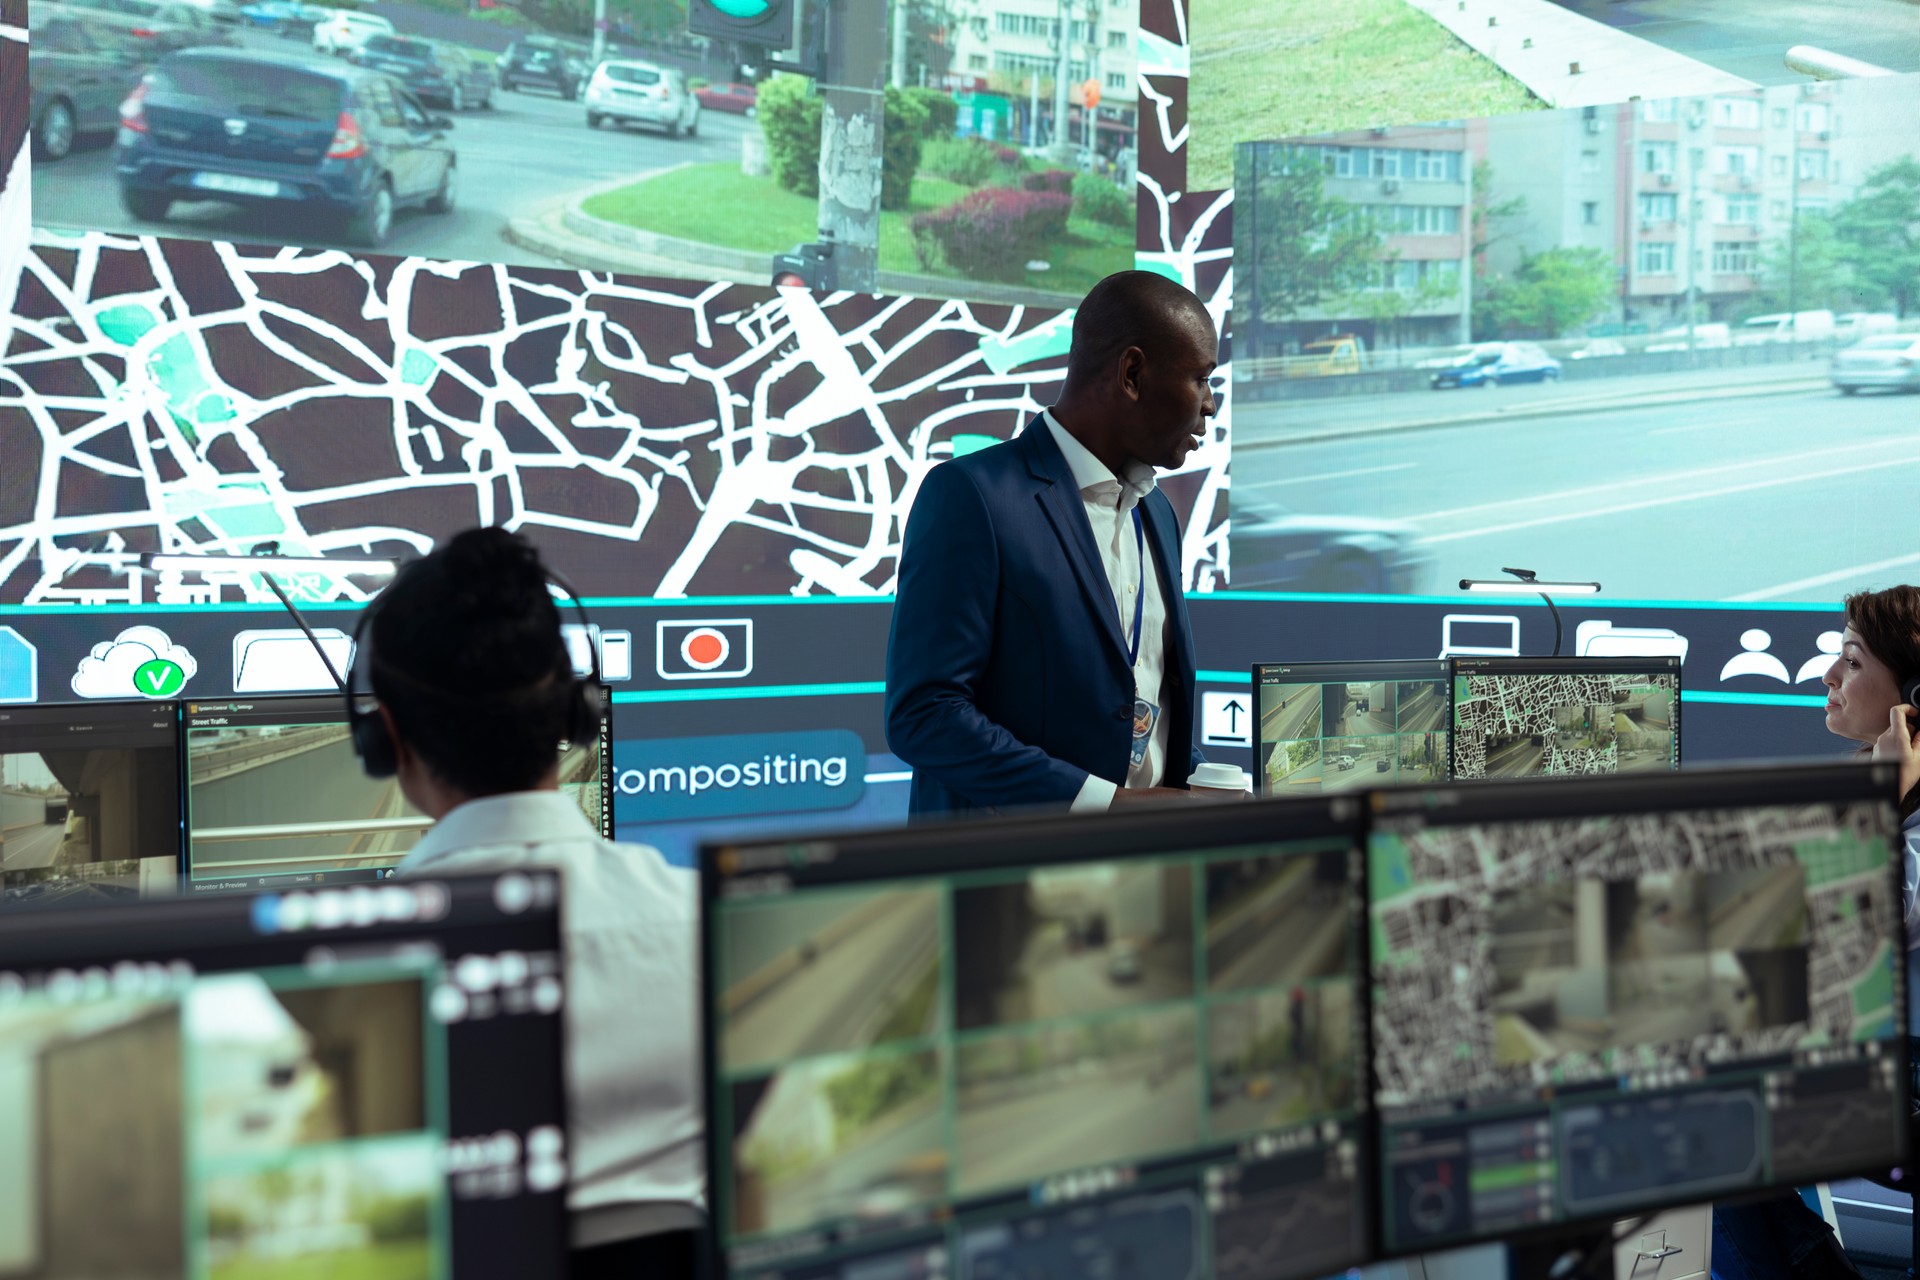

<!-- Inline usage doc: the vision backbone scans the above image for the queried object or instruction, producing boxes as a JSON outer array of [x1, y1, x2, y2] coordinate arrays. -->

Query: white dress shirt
[[1042, 410, 1174, 809], [395, 791, 704, 1249]]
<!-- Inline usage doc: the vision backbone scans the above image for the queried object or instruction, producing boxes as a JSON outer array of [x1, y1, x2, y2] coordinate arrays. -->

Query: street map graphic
[[1452, 673, 1678, 779]]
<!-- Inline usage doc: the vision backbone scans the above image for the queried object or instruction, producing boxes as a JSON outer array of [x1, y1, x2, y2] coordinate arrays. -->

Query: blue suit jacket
[[885, 416, 1203, 818]]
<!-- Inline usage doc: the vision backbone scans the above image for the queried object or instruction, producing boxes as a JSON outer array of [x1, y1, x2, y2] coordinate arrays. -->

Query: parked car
[[1736, 309, 1836, 345], [238, 0, 326, 36], [1106, 943, 1141, 984], [496, 35, 589, 98], [172, 0, 245, 24], [1430, 341, 1561, 388], [1230, 496, 1430, 594], [28, 5, 148, 160], [1835, 312, 1898, 343], [693, 80, 755, 115], [116, 48, 457, 248], [1285, 334, 1365, 377], [583, 59, 698, 135], [1568, 337, 1626, 360], [1644, 321, 1731, 352], [1414, 341, 1501, 371], [311, 8, 392, 55], [73, 0, 232, 57], [1830, 335, 1920, 395], [352, 35, 491, 110]]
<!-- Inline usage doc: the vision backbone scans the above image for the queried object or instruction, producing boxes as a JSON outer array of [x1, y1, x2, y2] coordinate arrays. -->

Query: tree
[[1237, 145, 1382, 329], [1473, 247, 1615, 340], [1749, 212, 1863, 316], [1833, 156, 1920, 317], [1335, 256, 1461, 355]]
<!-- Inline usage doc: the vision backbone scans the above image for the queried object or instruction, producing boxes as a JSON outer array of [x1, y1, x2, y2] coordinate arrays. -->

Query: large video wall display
[[1228, 72, 1920, 603]]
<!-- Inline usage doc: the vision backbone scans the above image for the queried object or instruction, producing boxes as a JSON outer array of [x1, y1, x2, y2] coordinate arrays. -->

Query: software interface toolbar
[[1449, 657, 1682, 781], [0, 699, 181, 908], [705, 802, 1373, 1280], [1255, 661, 1450, 795], [0, 870, 570, 1276], [181, 696, 611, 893], [1367, 769, 1905, 1254]]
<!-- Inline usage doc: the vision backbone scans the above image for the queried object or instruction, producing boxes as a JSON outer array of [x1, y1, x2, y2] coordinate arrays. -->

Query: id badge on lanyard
[[1125, 506, 1156, 768]]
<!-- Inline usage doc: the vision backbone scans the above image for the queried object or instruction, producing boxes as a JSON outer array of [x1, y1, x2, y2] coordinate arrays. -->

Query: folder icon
[[232, 629, 354, 693]]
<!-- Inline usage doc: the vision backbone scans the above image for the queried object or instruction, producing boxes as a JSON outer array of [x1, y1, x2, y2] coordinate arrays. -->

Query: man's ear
[[1117, 345, 1147, 402]]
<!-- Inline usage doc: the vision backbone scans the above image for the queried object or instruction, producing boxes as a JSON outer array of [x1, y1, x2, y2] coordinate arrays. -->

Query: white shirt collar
[[1042, 409, 1157, 505], [402, 790, 598, 870]]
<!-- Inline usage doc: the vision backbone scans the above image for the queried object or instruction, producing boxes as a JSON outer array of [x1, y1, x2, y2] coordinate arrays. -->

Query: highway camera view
[[1452, 671, 1678, 780], [1, 746, 179, 904], [712, 841, 1369, 1276], [1258, 670, 1449, 794]]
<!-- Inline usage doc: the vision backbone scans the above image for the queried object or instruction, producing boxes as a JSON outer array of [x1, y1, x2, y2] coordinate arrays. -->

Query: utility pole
[[1048, 0, 1073, 163], [818, 0, 889, 292], [590, 0, 605, 64], [889, 0, 909, 88]]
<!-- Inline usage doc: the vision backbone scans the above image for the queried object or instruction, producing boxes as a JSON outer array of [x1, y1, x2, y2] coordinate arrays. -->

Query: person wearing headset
[[349, 526, 702, 1278], [1710, 587, 1920, 1280]]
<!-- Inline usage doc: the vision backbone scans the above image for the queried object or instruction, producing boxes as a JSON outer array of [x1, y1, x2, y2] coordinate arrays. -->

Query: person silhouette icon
[[1719, 629, 1792, 683], [1795, 630, 1843, 683]]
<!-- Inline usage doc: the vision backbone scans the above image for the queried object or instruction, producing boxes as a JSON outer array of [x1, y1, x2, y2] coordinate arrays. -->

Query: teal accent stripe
[[1681, 690, 1828, 708], [1198, 669, 1253, 684], [612, 680, 885, 704], [1193, 591, 1845, 611]]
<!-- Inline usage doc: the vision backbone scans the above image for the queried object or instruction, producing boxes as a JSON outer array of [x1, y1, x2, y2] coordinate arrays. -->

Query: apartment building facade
[[942, 0, 1138, 157]]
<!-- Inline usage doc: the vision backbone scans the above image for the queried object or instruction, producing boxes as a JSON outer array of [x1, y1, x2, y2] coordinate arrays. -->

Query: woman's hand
[[1870, 704, 1920, 801]]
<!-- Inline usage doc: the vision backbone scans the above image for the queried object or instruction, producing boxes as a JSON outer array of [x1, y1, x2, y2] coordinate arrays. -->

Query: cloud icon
[[71, 626, 199, 699]]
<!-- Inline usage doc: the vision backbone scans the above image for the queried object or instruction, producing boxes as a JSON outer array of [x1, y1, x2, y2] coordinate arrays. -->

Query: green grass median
[[580, 162, 1132, 295], [1186, 0, 1543, 192]]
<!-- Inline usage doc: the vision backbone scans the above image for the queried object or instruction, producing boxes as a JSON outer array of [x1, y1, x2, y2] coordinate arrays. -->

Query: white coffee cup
[[1188, 762, 1250, 795]]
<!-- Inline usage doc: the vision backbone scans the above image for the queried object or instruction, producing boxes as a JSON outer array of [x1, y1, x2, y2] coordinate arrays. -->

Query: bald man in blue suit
[[885, 271, 1226, 818]]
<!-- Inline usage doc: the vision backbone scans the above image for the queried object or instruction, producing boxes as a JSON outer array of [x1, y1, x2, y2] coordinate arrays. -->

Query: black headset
[[346, 567, 607, 780], [1903, 675, 1920, 711]]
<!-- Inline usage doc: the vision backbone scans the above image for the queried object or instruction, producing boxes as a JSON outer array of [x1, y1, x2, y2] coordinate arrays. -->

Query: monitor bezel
[[1365, 760, 1910, 1260], [698, 793, 1379, 1279], [1446, 654, 1684, 782], [1251, 659, 1453, 798]]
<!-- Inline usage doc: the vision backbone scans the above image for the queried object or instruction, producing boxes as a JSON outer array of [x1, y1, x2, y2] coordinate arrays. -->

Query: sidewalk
[[506, 173, 1090, 309], [1235, 362, 1828, 449], [1401, 0, 1757, 105]]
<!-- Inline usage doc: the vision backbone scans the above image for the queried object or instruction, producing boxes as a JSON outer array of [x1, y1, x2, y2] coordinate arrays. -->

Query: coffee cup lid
[[1189, 762, 1248, 790]]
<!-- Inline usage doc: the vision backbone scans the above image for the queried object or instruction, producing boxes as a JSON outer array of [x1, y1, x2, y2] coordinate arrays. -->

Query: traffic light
[[689, 0, 796, 47], [771, 241, 836, 292]]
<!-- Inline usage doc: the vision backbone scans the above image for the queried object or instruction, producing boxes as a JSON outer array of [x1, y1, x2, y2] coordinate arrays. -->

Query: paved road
[[1210, 902, 1347, 992], [189, 732, 418, 873], [1547, 0, 1920, 80], [1261, 687, 1321, 744], [1323, 742, 1394, 792], [1022, 930, 1189, 1021], [725, 892, 939, 1067], [1233, 378, 1920, 602], [2, 823, 64, 869], [33, 31, 756, 267], [956, 1061, 1201, 1195], [1486, 738, 1545, 777], [1710, 867, 1806, 951], [1400, 686, 1446, 735]]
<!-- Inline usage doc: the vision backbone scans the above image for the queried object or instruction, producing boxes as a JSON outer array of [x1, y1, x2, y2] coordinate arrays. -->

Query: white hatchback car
[[312, 8, 392, 55], [583, 59, 698, 136]]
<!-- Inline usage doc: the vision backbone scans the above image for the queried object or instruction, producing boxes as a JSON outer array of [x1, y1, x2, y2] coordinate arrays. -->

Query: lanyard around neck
[[1126, 505, 1145, 668]]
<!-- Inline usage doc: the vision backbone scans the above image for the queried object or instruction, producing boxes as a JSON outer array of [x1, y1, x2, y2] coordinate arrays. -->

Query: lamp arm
[[1539, 592, 1563, 658]]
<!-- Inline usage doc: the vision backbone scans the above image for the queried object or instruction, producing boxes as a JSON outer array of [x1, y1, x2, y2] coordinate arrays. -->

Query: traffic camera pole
[[817, 0, 887, 292]]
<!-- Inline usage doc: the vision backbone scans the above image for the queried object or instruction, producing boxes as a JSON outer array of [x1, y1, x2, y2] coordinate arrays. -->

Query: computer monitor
[[1367, 763, 1908, 1257], [0, 868, 570, 1275], [701, 798, 1374, 1280], [1449, 656, 1682, 780], [0, 699, 182, 908], [180, 694, 612, 893], [1253, 660, 1450, 795]]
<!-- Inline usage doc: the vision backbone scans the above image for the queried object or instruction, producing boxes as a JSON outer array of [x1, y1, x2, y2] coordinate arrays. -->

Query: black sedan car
[[496, 35, 589, 98], [28, 5, 148, 160], [352, 35, 493, 111], [116, 47, 457, 247]]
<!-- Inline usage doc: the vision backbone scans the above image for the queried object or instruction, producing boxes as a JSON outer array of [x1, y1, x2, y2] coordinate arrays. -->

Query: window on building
[[1107, 30, 1126, 47], [1712, 242, 1757, 274], [1105, 71, 1127, 89], [1580, 150, 1600, 175], [968, 53, 987, 70], [1637, 241, 1676, 274], [1771, 154, 1789, 176], [1582, 201, 1599, 226], [1069, 19, 1093, 40], [1322, 146, 1358, 178], [1641, 99, 1676, 123], [1798, 150, 1829, 181], [1637, 192, 1678, 222], [1771, 107, 1789, 128], [1721, 193, 1759, 224], [1712, 97, 1761, 128], [1796, 102, 1830, 133], [1641, 141, 1676, 174], [1715, 145, 1760, 175], [1371, 149, 1401, 179], [1409, 149, 1459, 181]]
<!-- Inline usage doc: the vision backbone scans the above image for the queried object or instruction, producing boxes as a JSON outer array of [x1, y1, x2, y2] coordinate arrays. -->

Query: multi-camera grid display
[[1254, 660, 1450, 795], [705, 800, 1372, 1280], [1368, 766, 1905, 1255]]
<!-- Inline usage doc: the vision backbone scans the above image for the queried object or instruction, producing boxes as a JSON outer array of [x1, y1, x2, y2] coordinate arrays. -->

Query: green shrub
[[905, 86, 957, 140], [919, 135, 1000, 185], [910, 187, 1073, 281], [880, 85, 930, 212], [758, 73, 822, 197], [1072, 172, 1132, 227], [1022, 168, 1073, 195]]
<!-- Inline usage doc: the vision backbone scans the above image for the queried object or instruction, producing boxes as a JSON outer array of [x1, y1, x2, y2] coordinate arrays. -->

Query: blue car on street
[[115, 47, 457, 247], [1430, 341, 1562, 389]]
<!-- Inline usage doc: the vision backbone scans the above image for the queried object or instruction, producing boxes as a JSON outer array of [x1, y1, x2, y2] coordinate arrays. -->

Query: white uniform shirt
[[1042, 410, 1174, 809], [395, 791, 703, 1248]]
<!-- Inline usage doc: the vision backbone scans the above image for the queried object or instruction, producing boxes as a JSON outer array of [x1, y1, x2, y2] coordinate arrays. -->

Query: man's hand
[[1871, 704, 1920, 802]]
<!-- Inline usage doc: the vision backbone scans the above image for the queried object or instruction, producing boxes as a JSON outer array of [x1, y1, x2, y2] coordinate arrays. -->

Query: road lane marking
[[1418, 452, 1920, 546], [1729, 551, 1920, 603], [1236, 462, 1417, 490]]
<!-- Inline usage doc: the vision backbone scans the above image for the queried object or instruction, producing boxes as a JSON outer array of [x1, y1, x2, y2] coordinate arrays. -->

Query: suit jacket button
[[1116, 704, 1129, 720]]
